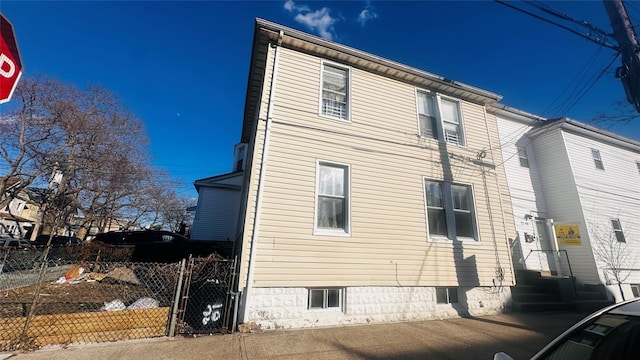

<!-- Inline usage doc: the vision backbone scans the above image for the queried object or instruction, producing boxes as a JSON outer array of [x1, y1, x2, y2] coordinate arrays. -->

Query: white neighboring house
[[191, 143, 247, 252], [496, 108, 640, 301], [0, 179, 36, 239]]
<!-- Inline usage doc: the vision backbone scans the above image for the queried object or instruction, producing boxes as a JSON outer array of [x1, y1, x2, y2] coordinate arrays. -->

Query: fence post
[[19, 259, 49, 346], [168, 258, 186, 337]]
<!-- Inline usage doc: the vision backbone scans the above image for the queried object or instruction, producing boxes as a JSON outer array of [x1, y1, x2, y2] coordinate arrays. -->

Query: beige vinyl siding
[[238, 47, 515, 289], [237, 43, 276, 288]]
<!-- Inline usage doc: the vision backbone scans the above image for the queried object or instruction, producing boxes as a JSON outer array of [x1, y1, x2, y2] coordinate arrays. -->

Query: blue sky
[[2, 1, 639, 199]]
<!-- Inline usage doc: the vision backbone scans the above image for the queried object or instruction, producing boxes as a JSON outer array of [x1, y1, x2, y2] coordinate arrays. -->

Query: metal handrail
[[523, 249, 577, 298]]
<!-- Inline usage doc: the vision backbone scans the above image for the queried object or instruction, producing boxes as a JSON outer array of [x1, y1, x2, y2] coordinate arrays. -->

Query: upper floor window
[[316, 162, 350, 235], [234, 144, 247, 172], [611, 219, 626, 242], [636, 161, 640, 175], [416, 91, 464, 146], [517, 147, 529, 168], [321, 63, 349, 120], [424, 180, 477, 241], [592, 149, 604, 170]]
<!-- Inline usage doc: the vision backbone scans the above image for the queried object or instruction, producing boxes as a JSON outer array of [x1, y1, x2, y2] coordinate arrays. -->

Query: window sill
[[427, 236, 480, 244], [307, 306, 344, 312], [417, 136, 466, 148], [314, 229, 351, 237], [319, 114, 351, 123]]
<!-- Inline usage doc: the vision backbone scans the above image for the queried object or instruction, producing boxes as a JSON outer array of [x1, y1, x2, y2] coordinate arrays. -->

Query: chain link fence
[[0, 245, 236, 351]]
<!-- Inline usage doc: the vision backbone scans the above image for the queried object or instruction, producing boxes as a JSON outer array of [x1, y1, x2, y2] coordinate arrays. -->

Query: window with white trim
[[316, 162, 349, 234], [631, 284, 640, 298], [611, 219, 626, 242], [592, 149, 604, 170], [518, 147, 529, 168], [321, 63, 349, 120], [234, 144, 247, 172], [425, 180, 477, 240], [436, 287, 459, 304], [308, 288, 342, 309], [416, 91, 465, 146]]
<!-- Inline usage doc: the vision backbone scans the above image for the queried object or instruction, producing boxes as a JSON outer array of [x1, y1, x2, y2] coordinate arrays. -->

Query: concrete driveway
[[4, 312, 585, 360]]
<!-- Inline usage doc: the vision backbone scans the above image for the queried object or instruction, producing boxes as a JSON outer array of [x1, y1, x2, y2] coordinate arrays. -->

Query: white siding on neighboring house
[[529, 128, 600, 285], [563, 131, 640, 286], [191, 173, 244, 242], [191, 187, 241, 241], [495, 115, 555, 274]]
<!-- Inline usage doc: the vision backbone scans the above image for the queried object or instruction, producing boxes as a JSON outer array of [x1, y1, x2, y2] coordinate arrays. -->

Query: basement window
[[436, 287, 459, 304], [308, 288, 342, 309]]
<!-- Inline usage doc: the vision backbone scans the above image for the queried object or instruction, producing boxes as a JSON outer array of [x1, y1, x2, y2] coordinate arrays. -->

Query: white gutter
[[242, 30, 282, 324]]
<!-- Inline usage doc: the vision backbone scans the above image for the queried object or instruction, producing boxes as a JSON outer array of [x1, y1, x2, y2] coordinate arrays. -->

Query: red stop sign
[[0, 14, 22, 104]]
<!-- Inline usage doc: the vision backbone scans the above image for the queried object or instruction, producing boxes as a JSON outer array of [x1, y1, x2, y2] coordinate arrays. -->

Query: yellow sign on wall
[[555, 225, 581, 246]]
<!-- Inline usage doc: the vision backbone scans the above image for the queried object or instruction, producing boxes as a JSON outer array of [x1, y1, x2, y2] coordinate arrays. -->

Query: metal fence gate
[[0, 247, 237, 351], [175, 256, 237, 335]]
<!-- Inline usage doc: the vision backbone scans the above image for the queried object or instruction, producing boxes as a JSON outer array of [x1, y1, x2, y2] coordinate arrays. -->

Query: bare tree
[[592, 100, 639, 124], [0, 77, 75, 209], [589, 219, 635, 301], [1, 76, 183, 240]]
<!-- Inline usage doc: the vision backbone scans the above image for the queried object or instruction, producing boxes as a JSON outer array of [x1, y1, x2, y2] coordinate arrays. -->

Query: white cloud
[[284, 0, 309, 13], [283, 1, 337, 41], [294, 8, 337, 41], [357, 2, 378, 26]]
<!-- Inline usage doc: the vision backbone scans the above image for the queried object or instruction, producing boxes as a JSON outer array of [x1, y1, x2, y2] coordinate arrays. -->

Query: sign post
[[0, 13, 22, 104]]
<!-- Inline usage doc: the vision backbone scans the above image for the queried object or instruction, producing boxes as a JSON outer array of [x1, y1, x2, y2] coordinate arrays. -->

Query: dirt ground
[[0, 280, 158, 317]]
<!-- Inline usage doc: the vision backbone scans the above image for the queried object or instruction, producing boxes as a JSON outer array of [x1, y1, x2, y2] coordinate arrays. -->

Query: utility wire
[[541, 47, 604, 117], [552, 52, 620, 117], [526, 0, 613, 38], [494, 0, 619, 50]]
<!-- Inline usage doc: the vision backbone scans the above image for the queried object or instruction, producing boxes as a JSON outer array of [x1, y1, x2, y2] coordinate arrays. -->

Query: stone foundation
[[248, 286, 512, 330]]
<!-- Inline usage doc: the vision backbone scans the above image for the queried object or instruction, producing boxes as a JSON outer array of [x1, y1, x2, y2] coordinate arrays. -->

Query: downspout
[[242, 30, 283, 324], [482, 106, 514, 286]]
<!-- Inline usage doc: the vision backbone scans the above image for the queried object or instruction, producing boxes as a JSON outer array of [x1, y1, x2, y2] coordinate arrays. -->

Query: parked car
[[0, 237, 33, 249], [33, 234, 82, 246], [92, 230, 193, 262], [92, 230, 223, 262], [495, 298, 640, 360]]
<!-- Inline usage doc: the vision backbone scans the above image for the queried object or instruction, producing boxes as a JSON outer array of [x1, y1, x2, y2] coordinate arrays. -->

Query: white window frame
[[307, 288, 344, 310], [415, 90, 466, 146], [233, 143, 247, 172], [319, 61, 351, 122], [423, 178, 478, 242], [314, 160, 351, 236], [611, 219, 626, 243], [517, 147, 530, 168], [435, 287, 459, 304], [591, 149, 604, 170]]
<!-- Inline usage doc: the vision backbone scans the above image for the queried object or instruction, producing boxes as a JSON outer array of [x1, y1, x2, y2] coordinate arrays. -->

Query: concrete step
[[512, 292, 558, 303], [576, 290, 608, 301], [513, 301, 576, 313], [511, 285, 546, 295]]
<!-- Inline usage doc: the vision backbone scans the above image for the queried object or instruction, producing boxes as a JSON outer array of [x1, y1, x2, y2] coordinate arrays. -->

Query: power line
[[552, 52, 620, 117], [494, 0, 618, 50], [541, 46, 604, 117]]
